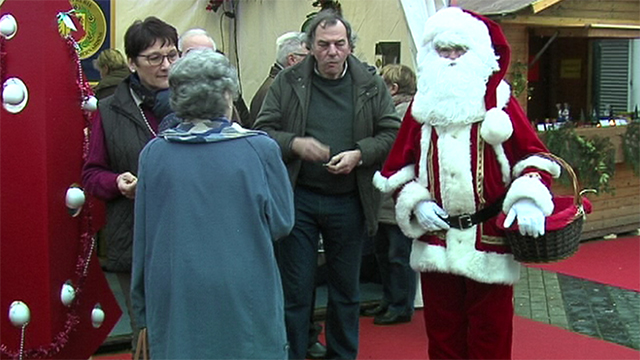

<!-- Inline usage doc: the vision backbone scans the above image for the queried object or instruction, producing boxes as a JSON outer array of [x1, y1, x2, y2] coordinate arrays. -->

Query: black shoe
[[306, 341, 327, 359], [373, 311, 412, 325], [362, 304, 387, 317]]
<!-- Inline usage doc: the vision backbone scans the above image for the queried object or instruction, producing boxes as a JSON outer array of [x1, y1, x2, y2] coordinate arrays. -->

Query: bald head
[[179, 29, 217, 53]]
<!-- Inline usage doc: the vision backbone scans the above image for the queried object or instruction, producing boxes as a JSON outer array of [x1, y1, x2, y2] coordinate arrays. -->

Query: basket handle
[[530, 152, 582, 206]]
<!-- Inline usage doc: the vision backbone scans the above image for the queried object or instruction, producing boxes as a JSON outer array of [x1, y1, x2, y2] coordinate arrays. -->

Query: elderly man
[[158, 28, 249, 130], [254, 10, 400, 360], [178, 28, 217, 53], [248, 31, 308, 127], [374, 7, 559, 359]]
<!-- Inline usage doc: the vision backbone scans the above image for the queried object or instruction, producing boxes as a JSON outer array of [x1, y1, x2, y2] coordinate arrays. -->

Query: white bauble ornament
[[82, 96, 98, 111], [60, 281, 76, 307], [91, 304, 105, 328], [0, 14, 17, 39], [2, 82, 25, 105], [65, 187, 86, 209], [8, 301, 30, 327]]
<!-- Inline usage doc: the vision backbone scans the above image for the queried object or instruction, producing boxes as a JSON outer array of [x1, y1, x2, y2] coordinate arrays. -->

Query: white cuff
[[396, 181, 432, 239], [503, 176, 554, 216]]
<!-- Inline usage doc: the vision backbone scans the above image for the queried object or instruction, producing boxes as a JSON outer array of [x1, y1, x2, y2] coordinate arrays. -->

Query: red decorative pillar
[[1, 1, 121, 359]]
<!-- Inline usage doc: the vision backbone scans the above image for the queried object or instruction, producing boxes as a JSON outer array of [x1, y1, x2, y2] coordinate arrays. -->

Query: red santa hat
[[418, 7, 515, 183]]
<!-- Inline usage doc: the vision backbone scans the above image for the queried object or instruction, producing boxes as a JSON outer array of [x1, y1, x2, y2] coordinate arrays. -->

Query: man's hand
[[117, 172, 138, 199], [291, 137, 330, 162], [415, 201, 450, 232], [325, 150, 362, 175], [503, 198, 545, 238]]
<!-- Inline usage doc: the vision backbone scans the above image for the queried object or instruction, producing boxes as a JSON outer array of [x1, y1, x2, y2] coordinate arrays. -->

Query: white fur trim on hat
[[481, 108, 512, 146], [395, 181, 432, 239], [373, 165, 415, 193], [512, 155, 561, 179], [496, 80, 511, 109], [421, 7, 499, 72], [503, 176, 554, 216]]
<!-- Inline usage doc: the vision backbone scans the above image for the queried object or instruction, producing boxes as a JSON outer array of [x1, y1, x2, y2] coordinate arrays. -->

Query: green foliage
[[622, 121, 640, 176], [510, 61, 533, 98], [540, 124, 616, 194]]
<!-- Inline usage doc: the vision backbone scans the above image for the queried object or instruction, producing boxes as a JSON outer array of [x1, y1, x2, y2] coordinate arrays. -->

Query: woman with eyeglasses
[[81, 16, 178, 355]]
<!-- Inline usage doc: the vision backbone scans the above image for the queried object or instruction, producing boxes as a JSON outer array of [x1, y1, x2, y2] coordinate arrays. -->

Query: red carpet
[[527, 236, 640, 291], [356, 311, 639, 359], [93, 312, 639, 359]]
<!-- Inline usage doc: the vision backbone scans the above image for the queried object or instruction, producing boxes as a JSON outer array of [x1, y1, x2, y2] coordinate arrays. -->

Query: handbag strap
[[134, 328, 148, 360]]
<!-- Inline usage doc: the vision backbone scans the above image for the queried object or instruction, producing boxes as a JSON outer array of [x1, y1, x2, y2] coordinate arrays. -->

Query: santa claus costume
[[374, 7, 561, 360]]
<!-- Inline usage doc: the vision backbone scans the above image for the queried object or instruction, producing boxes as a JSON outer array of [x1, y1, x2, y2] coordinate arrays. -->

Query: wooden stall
[[549, 126, 640, 240], [458, 0, 640, 239]]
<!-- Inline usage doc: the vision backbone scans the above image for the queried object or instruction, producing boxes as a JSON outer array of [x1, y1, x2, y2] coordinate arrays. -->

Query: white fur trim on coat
[[410, 230, 521, 285], [512, 155, 561, 179], [503, 176, 554, 216], [373, 165, 415, 193], [395, 181, 432, 239], [492, 144, 511, 185]]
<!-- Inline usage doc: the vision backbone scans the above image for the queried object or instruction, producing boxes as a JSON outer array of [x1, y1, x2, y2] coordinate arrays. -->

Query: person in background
[[249, 30, 325, 359], [92, 48, 130, 100], [81, 16, 178, 354], [374, 7, 559, 359], [158, 28, 250, 131], [132, 49, 294, 359], [254, 10, 400, 359], [363, 64, 418, 326], [248, 31, 308, 128]]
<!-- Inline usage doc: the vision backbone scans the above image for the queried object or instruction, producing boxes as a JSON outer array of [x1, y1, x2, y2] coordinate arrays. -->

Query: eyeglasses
[[292, 52, 308, 58], [138, 50, 179, 66]]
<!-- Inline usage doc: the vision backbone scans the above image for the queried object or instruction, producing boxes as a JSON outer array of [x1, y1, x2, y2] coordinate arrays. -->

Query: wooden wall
[[501, 24, 530, 112], [550, 126, 640, 240]]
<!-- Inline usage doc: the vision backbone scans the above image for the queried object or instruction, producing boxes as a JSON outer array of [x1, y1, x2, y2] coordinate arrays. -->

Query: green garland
[[540, 124, 616, 194], [622, 121, 640, 176]]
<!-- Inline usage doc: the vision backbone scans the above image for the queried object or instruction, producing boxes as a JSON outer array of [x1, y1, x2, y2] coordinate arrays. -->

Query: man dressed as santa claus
[[374, 7, 561, 359]]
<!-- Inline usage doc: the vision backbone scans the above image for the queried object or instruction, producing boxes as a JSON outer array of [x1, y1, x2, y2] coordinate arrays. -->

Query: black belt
[[444, 195, 505, 230]]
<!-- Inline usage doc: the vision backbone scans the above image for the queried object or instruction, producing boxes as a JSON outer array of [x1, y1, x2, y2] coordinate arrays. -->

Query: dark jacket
[[254, 55, 401, 235], [93, 68, 131, 100], [249, 63, 283, 128], [98, 78, 155, 272]]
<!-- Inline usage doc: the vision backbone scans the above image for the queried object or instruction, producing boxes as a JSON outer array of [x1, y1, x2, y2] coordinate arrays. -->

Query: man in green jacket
[[254, 9, 400, 360]]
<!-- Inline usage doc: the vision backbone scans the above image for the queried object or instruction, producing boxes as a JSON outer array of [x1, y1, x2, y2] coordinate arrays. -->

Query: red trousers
[[421, 272, 514, 359]]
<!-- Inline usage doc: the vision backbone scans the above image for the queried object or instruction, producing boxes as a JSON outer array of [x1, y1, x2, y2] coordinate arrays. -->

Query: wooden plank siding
[[538, 0, 640, 22], [549, 126, 640, 240], [501, 24, 531, 111]]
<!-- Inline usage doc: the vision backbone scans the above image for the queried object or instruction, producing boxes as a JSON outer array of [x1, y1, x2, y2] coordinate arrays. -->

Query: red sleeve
[[81, 111, 121, 201]]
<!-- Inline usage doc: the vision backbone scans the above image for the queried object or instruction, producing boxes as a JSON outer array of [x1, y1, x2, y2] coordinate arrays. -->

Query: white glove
[[415, 201, 450, 232], [503, 198, 545, 238]]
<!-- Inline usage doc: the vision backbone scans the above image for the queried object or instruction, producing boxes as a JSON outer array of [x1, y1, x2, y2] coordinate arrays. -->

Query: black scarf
[[128, 73, 173, 120]]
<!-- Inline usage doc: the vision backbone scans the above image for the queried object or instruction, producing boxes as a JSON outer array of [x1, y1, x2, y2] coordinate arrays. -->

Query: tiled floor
[[96, 240, 640, 354]]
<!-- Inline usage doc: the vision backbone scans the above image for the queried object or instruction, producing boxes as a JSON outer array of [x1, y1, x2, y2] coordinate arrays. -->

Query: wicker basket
[[500, 153, 592, 263]]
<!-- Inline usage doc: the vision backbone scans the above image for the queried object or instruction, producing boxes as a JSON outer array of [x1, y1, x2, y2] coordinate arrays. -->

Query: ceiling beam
[[530, 0, 564, 14]]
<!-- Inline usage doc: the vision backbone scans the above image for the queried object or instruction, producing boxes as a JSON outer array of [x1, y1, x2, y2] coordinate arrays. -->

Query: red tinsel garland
[[0, 36, 97, 360]]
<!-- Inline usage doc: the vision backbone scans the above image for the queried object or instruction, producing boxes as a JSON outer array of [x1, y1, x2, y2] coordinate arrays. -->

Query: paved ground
[[515, 265, 640, 350]]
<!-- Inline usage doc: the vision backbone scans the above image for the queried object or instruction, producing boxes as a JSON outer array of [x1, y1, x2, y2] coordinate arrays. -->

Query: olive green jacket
[[254, 55, 401, 235]]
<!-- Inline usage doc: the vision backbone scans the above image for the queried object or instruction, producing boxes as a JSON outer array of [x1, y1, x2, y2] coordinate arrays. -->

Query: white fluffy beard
[[412, 49, 495, 126]]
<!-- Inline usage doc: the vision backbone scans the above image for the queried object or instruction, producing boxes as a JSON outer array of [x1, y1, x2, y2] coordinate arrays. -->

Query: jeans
[[374, 223, 416, 316], [275, 186, 366, 360]]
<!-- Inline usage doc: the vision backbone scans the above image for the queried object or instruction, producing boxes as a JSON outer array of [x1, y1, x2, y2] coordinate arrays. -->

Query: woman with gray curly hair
[[131, 48, 294, 359]]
